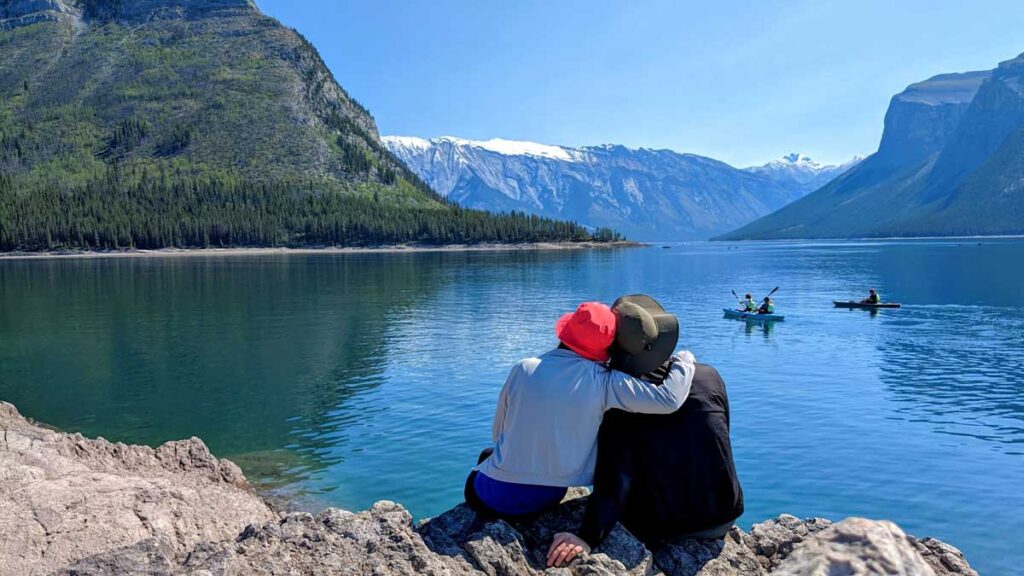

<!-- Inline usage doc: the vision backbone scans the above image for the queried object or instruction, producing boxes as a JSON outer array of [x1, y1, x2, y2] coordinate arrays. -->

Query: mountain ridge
[[744, 153, 864, 195], [718, 59, 1024, 240], [384, 136, 859, 241]]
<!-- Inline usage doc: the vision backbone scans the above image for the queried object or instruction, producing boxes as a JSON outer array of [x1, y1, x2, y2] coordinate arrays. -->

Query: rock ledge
[[0, 402, 978, 575]]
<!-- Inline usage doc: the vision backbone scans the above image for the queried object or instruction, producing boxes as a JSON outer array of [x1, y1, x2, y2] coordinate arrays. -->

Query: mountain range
[[721, 54, 1024, 239], [0, 0, 604, 250], [384, 136, 859, 241]]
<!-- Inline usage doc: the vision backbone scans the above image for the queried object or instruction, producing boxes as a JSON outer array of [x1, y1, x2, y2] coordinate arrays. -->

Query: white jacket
[[476, 347, 696, 487]]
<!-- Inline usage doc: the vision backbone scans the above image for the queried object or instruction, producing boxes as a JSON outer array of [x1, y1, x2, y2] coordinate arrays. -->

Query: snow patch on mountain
[[745, 153, 863, 193], [380, 135, 433, 152], [382, 136, 584, 162]]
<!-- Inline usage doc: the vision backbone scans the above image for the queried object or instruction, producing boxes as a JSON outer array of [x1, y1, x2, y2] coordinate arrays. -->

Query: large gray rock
[[746, 514, 834, 571], [911, 537, 979, 576], [178, 503, 477, 576], [772, 518, 942, 576], [0, 401, 979, 575], [654, 528, 765, 576], [0, 401, 277, 575], [419, 488, 656, 576]]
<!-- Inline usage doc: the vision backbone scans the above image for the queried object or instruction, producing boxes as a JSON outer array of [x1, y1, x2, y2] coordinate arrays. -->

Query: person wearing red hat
[[552, 301, 619, 362], [464, 300, 696, 520]]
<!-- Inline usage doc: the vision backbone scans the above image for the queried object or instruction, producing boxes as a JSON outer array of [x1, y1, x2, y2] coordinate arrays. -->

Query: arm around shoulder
[[604, 351, 696, 414]]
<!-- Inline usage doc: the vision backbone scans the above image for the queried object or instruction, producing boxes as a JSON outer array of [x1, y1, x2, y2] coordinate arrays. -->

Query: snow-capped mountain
[[383, 136, 859, 240], [745, 153, 864, 195]]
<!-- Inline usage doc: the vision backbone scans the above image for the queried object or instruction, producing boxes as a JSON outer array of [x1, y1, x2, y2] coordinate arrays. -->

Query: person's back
[[469, 299, 696, 521], [477, 347, 692, 487], [577, 363, 743, 547]]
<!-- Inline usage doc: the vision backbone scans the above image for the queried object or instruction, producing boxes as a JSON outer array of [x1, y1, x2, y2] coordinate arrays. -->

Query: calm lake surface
[[2, 240, 1022, 574]]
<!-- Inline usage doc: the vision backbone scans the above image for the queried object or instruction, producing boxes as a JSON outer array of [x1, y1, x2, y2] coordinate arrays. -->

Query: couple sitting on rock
[[464, 295, 744, 567]]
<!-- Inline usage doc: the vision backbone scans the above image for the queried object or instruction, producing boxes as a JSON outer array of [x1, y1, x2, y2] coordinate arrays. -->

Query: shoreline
[[712, 234, 1024, 242], [0, 240, 644, 260]]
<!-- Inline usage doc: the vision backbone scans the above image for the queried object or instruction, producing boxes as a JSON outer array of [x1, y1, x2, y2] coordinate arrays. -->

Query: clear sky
[[258, 0, 1024, 166]]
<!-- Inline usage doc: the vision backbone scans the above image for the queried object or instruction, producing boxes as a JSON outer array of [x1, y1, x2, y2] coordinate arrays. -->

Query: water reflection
[[0, 254, 448, 490]]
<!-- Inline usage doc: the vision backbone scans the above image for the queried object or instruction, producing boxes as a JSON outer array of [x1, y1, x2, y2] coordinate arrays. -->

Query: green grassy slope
[[0, 6, 422, 198]]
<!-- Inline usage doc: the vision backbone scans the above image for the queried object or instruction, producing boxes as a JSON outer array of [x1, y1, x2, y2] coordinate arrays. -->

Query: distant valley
[[384, 137, 858, 241]]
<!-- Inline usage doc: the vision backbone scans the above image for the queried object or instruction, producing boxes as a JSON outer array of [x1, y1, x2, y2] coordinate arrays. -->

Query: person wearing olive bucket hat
[[466, 301, 696, 522], [547, 296, 744, 568], [609, 294, 680, 377]]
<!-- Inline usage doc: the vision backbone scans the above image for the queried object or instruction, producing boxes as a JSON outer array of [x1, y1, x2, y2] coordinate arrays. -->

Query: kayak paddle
[[731, 289, 743, 304]]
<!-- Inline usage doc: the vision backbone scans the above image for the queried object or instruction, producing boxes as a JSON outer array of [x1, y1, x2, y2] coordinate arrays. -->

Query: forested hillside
[[0, 0, 615, 250]]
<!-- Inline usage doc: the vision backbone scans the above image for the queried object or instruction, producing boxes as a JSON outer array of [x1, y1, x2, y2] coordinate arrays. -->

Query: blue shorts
[[473, 471, 568, 516]]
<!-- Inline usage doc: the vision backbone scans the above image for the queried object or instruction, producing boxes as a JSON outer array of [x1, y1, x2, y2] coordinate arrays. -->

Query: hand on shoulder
[[672, 350, 696, 366]]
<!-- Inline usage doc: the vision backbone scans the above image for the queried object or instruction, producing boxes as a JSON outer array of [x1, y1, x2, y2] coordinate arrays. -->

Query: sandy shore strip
[[0, 241, 644, 260]]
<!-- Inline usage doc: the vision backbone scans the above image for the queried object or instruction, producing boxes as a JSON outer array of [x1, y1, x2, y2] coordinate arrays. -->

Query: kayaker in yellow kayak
[[860, 289, 880, 305], [757, 297, 775, 315]]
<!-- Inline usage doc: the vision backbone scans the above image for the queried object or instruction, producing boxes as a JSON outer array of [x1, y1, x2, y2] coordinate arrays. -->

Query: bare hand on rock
[[547, 531, 590, 567]]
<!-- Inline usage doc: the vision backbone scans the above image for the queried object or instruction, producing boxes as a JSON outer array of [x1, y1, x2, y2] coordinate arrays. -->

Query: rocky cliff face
[[1, 401, 978, 575], [383, 137, 855, 241], [922, 56, 1024, 200], [0, 0, 258, 26], [875, 72, 991, 167], [0, 0, 80, 28], [719, 55, 1024, 240]]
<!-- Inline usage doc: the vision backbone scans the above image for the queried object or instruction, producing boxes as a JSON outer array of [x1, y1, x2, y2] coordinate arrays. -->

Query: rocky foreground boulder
[[1, 402, 977, 575], [0, 402, 277, 575]]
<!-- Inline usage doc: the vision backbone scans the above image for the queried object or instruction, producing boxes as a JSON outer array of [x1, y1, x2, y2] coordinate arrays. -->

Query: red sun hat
[[555, 302, 618, 362]]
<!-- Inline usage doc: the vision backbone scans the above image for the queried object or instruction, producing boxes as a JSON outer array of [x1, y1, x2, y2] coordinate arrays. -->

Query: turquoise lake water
[[1, 240, 1022, 574]]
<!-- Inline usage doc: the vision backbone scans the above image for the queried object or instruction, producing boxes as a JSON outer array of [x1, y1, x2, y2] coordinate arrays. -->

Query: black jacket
[[579, 363, 743, 548]]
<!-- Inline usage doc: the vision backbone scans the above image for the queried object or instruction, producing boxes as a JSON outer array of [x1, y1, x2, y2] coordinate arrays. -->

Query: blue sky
[[259, 0, 1024, 166]]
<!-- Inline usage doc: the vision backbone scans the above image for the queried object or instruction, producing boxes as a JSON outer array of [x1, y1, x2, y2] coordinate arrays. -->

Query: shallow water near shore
[[2, 239, 1022, 574]]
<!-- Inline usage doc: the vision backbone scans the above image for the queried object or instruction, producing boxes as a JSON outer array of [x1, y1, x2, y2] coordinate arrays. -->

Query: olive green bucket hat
[[610, 294, 679, 377]]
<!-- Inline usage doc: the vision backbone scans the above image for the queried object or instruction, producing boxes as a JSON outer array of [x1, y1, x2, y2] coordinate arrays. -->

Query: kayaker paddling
[[861, 289, 880, 305], [730, 290, 757, 312], [757, 297, 775, 315], [834, 289, 901, 310], [742, 293, 756, 312]]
